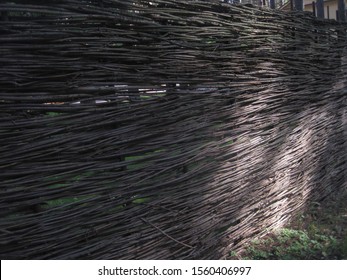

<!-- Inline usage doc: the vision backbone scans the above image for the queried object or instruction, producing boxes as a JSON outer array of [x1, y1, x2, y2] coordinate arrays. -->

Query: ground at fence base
[[228, 187, 347, 260]]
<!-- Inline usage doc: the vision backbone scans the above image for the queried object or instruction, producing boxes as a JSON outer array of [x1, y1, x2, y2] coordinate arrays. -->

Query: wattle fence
[[0, 0, 346, 259]]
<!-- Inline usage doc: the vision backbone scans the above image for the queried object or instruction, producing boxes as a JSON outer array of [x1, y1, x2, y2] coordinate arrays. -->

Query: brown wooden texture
[[0, 0, 346, 259]]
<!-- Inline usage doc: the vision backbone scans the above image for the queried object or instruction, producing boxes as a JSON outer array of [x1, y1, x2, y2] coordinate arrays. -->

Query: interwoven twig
[[0, 0, 346, 259]]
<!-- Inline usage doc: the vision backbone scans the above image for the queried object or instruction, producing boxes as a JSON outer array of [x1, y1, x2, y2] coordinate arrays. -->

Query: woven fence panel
[[0, 0, 346, 259]]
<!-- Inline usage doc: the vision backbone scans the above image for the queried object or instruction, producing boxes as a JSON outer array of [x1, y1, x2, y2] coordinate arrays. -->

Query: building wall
[[304, 0, 347, 20]]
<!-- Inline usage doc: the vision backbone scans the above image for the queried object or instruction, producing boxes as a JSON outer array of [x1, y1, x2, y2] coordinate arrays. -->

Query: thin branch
[[140, 217, 194, 249]]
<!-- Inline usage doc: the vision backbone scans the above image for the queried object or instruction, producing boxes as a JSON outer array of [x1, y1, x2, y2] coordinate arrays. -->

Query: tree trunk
[[294, 0, 303, 11], [337, 0, 346, 21]]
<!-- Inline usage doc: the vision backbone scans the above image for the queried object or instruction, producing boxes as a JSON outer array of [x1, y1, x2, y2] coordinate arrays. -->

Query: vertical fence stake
[[316, 0, 325, 19], [337, 0, 346, 22]]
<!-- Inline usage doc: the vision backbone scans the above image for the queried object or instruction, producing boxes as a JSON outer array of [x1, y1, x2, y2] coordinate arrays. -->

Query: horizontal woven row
[[0, 0, 346, 259]]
